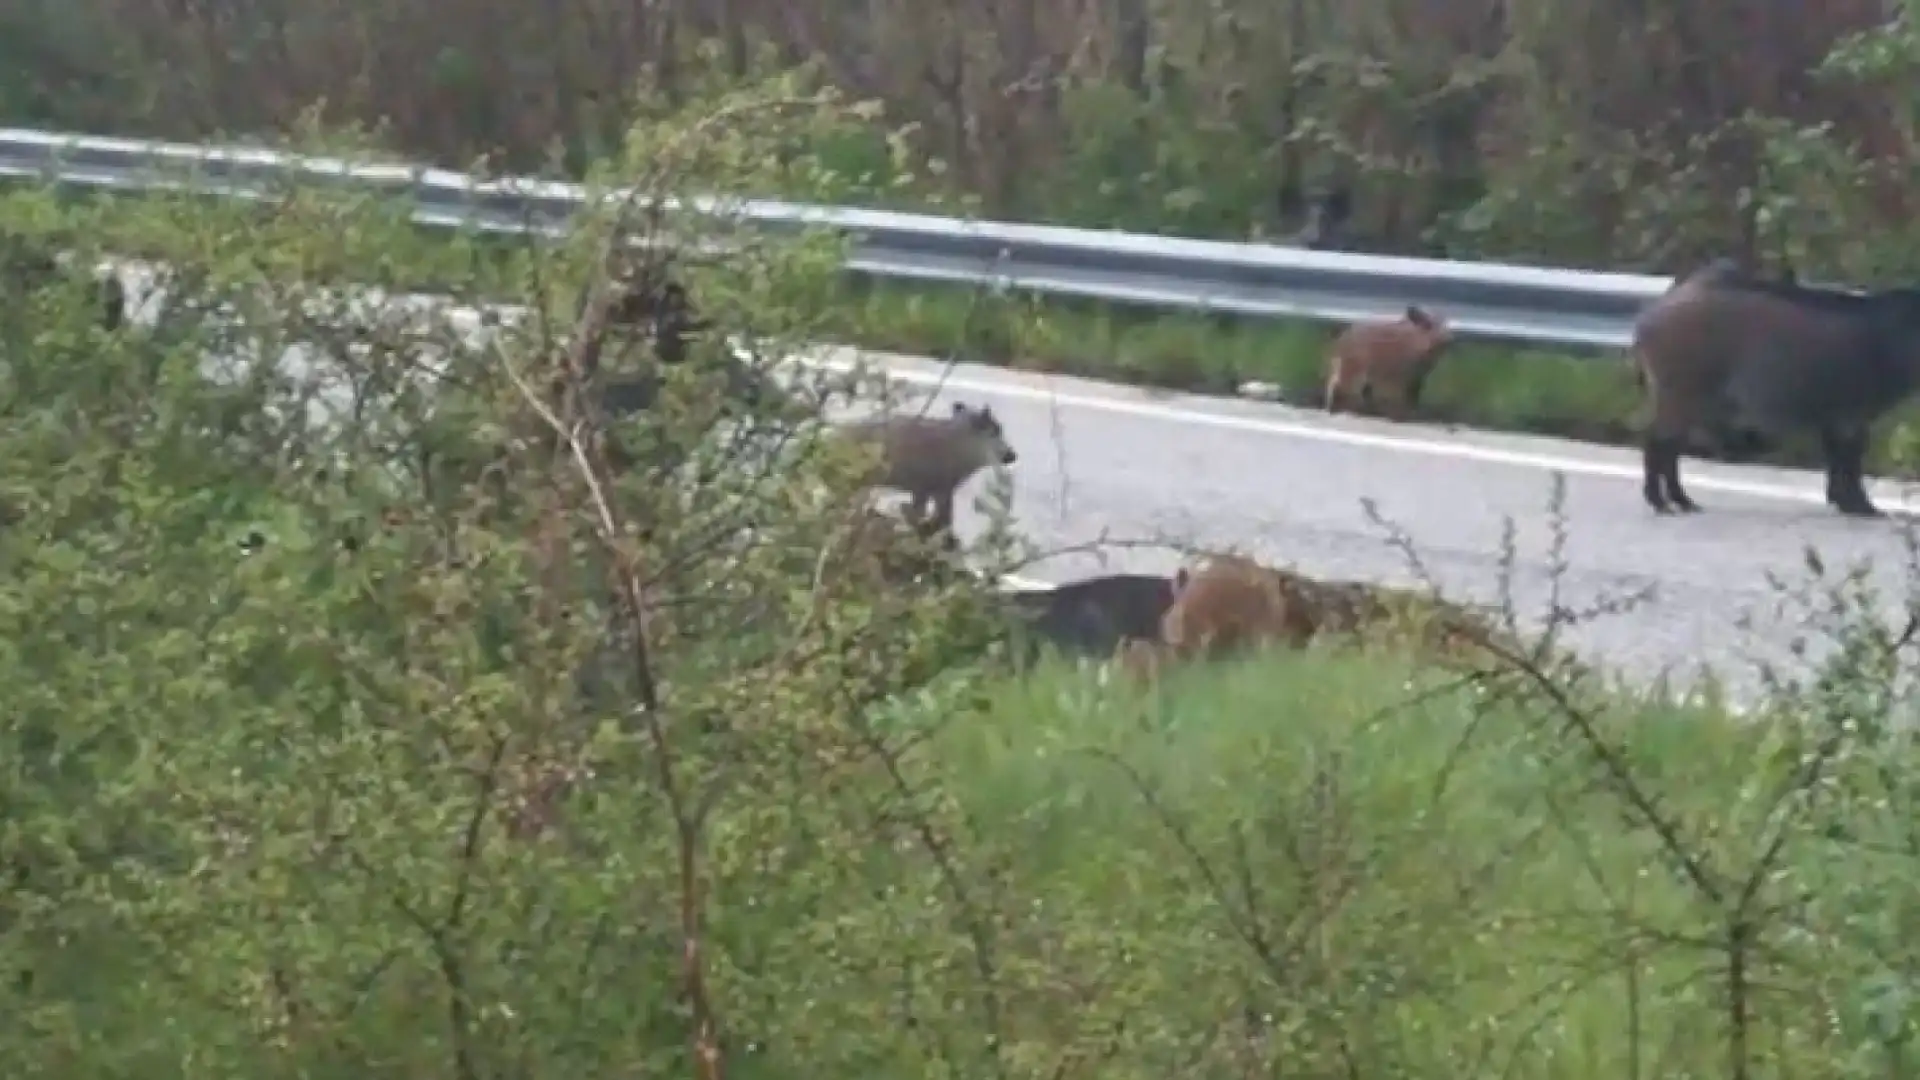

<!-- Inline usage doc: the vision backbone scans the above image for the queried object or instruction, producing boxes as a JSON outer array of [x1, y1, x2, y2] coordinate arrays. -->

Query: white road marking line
[[805, 353, 1920, 516]]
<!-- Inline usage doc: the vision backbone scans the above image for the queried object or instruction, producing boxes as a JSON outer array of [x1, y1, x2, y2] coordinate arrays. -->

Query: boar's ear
[[1404, 305, 1434, 329], [1173, 567, 1191, 593]]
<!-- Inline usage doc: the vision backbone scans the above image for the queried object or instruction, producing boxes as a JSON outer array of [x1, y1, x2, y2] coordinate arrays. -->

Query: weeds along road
[[821, 347, 1920, 700], [102, 261, 1920, 701]]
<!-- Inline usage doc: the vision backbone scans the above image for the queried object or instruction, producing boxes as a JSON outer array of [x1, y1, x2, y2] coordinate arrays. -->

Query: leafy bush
[[0, 72, 1037, 1078]]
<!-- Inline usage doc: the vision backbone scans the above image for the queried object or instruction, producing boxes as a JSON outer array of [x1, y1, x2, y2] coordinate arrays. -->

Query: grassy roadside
[[916, 641, 1903, 1077], [30, 615, 1883, 1076], [825, 279, 1640, 437]]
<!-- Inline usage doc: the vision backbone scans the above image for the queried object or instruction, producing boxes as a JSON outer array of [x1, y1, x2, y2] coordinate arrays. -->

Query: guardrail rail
[[0, 126, 1680, 351]]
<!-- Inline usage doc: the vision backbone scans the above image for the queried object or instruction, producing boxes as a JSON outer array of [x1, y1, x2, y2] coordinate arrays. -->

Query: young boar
[[1631, 265, 1920, 516], [836, 401, 1018, 547], [595, 356, 789, 422], [1151, 554, 1512, 678], [1158, 555, 1323, 661], [1323, 305, 1455, 419]]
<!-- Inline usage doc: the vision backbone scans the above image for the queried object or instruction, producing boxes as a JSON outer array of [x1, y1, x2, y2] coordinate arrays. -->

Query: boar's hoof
[[1834, 498, 1883, 518], [1647, 490, 1700, 514]]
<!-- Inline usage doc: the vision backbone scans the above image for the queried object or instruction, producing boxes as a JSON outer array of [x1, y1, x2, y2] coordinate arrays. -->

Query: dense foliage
[[0, 78, 1038, 1077], [10, 0, 1920, 278]]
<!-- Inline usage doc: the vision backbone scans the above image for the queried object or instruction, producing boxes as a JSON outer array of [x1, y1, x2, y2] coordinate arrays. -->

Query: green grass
[[903, 643, 1904, 1078], [829, 281, 1639, 431]]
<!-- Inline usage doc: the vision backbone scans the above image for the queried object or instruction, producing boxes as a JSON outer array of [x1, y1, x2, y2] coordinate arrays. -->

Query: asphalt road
[[96, 261, 1920, 701], [812, 346, 1920, 701]]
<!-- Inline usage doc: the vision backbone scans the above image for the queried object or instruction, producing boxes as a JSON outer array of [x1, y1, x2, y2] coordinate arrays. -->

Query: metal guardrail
[[0, 126, 1678, 352]]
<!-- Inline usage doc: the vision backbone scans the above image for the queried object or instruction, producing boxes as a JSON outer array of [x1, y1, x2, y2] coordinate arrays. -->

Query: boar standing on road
[[1323, 305, 1455, 419], [1631, 262, 1920, 516], [836, 400, 1018, 549]]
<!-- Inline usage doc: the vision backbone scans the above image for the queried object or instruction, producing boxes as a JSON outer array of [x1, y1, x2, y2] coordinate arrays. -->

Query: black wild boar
[[1002, 572, 1177, 663], [1631, 264, 1920, 516], [595, 355, 791, 422]]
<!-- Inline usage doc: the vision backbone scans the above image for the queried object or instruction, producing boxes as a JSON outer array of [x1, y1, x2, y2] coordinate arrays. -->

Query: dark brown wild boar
[[836, 401, 1018, 548], [1151, 553, 1500, 674], [1631, 264, 1920, 516], [1323, 305, 1455, 419]]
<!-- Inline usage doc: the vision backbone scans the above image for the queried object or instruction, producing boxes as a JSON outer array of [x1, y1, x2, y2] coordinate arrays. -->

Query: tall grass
[[899, 644, 1912, 1078]]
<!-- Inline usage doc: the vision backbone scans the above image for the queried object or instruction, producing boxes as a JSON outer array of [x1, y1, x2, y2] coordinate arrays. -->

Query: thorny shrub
[[0, 74, 1042, 1079]]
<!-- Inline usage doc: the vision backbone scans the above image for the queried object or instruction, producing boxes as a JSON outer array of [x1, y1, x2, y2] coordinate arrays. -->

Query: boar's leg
[[1818, 423, 1879, 516], [928, 489, 961, 551], [1322, 361, 1349, 413], [1356, 378, 1378, 415], [1403, 365, 1432, 413], [1663, 445, 1700, 512], [903, 490, 960, 551], [1642, 434, 1698, 514], [902, 492, 933, 534], [1640, 439, 1667, 512], [1641, 378, 1701, 513]]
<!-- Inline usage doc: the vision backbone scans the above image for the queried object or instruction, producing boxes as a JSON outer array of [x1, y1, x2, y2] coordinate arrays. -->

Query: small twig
[[497, 269, 723, 1078]]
